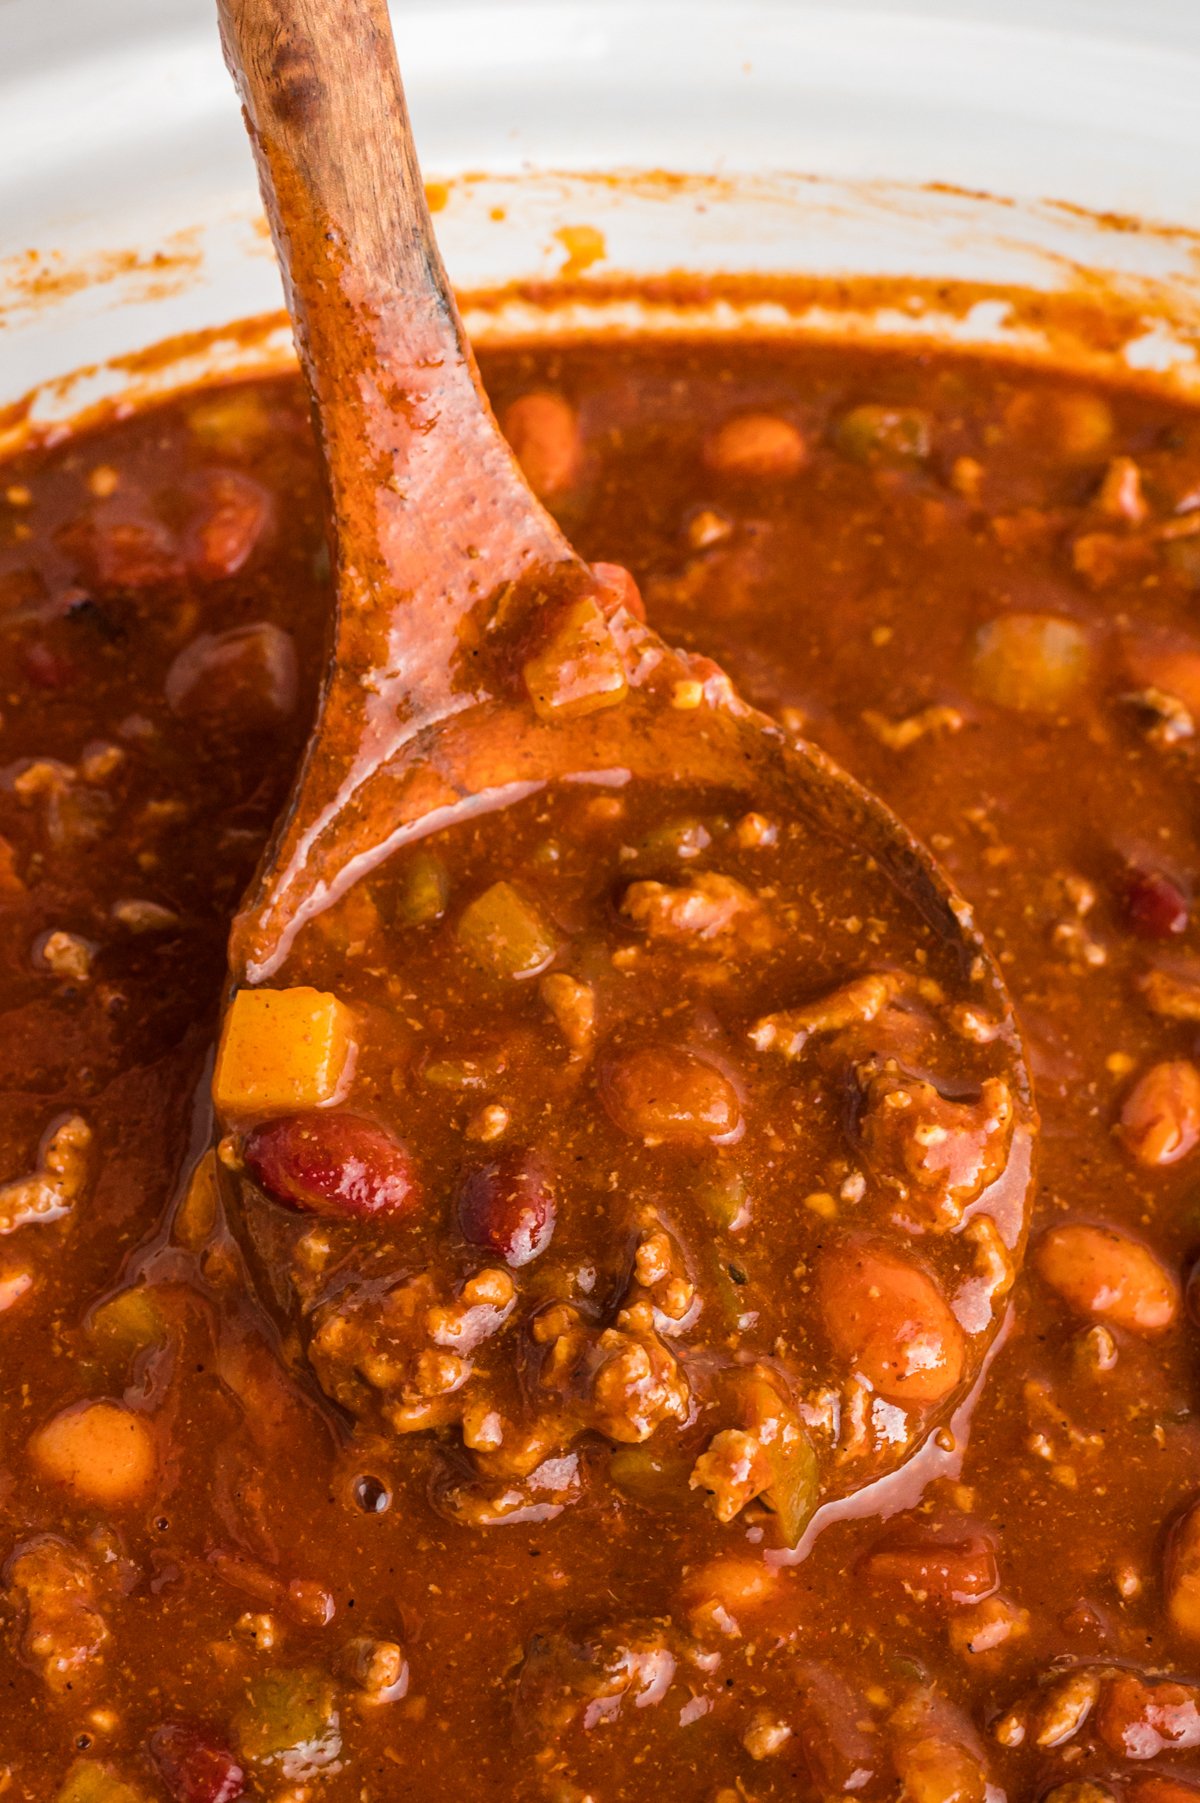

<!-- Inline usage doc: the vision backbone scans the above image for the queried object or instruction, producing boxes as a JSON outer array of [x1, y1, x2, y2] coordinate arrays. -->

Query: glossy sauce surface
[[0, 341, 1197, 1800]]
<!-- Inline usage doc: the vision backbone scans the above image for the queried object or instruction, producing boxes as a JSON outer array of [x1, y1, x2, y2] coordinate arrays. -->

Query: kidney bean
[[1167, 1497, 1200, 1643], [62, 509, 182, 590], [602, 1046, 742, 1146], [1035, 1223, 1179, 1335], [165, 622, 298, 730], [1120, 865, 1190, 938], [242, 1112, 418, 1220], [818, 1240, 965, 1405], [860, 1523, 998, 1607], [180, 469, 273, 580], [1120, 1060, 1200, 1166], [150, 1722, 245, 1803], [20, 643, 75, 690], [457, 1151, 556, 1266], [502, 392, 582, 498]]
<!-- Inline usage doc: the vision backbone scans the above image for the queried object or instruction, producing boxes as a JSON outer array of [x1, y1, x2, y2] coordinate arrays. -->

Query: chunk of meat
[[750, 972, 906, 1057], [689, 1368, 818, 1544], [689, 1429, 774, 1526], [862, 704, 964, 751], [1140, 965, 1200, 1021], [0, 1115, 91, 1236], [340, 1636, 409, 1702], [309, 1266, 516, 1436], [534, 1298, 690, 1444], [620, 870, 766, 948], [859, 1070, 1014, 1230], [5, 1534, 108, 1696], [539, 971, 595, 1057]]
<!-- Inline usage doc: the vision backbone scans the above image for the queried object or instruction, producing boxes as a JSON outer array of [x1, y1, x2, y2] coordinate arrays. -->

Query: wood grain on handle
[[217, 0, 453, 363], [218, 0, 584, 976], [216, 0, 577, 687]]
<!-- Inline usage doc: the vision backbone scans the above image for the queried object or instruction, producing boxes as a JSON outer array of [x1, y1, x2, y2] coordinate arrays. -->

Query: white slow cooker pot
[[2, 0, 1200, 424]]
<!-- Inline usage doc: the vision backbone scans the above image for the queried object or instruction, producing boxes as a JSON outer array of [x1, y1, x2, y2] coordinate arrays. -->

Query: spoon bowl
[[214, 0, 1036, 1539]]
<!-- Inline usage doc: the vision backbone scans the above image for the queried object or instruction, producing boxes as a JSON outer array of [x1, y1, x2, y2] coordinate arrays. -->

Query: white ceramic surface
[[3, 0, 1200, 415]]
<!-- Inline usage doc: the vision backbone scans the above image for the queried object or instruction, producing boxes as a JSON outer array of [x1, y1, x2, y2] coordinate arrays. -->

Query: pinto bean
[[1120, 1060, 1200, 1166], [1095, 1671, 1200, 1759], [29, 1400, 156, 1507], [861, 1522, 998, 1608], [1006, 387, 1115, 463], [791, 1662, 883, 1797], [818, 1240, 965, 1405], [1035, 1223, 1179, 1335], [601, 1046, 742, 1145], [502, 392, 582, 498], [889, 1688, 989, 1803], [678, 1556, 778, 1637], [1166, 1497, 1200, 1643], [703, 412, 806, 480]]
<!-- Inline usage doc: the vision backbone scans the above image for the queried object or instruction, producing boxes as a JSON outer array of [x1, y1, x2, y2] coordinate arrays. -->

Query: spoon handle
[[217, 0, 579, 720], [219, 0, 589, 976]]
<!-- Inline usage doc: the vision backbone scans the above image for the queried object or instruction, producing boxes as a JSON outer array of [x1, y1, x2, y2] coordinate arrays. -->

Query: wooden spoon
[[214, 0, 1035, 1529]]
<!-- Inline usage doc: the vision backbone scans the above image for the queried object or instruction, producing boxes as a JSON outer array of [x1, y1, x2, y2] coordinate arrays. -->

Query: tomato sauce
[[0, 339, 1197, 1800]]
